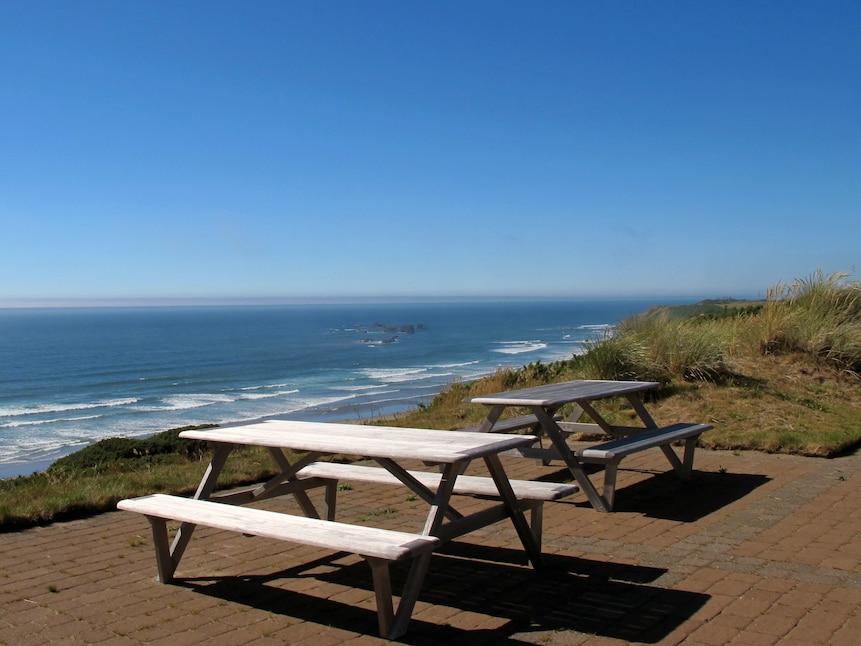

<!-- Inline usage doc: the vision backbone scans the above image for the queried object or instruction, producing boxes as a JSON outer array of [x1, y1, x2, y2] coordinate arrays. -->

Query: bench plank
[[574, 422, 712, 509], [577, 422, 712, 461], [118, 494, 438, 562], [295, 462, 577, 550], [119, 494, 439, 639], [296, 462, 578, 501]]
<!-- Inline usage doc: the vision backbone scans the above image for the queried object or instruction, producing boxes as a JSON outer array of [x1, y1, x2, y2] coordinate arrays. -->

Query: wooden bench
[[295, 461, 578, 546], [574, 422, 713, 509], [118, 494, 439, 639]]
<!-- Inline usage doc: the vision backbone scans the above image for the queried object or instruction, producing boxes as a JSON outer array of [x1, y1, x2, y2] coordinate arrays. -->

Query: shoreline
[[0, 402, 415, 481]]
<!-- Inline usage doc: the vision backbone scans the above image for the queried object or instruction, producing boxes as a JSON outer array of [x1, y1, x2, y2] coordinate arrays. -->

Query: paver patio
[[2, 444, 860, 644]]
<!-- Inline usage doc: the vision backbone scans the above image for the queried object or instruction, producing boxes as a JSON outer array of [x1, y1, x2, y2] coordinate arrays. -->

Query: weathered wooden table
[[470, 380, 712, 512], [120, 420, 567, 638]]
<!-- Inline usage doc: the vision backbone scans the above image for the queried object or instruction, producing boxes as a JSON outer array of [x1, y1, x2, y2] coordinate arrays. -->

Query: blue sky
[[2, 1, 859, 305]]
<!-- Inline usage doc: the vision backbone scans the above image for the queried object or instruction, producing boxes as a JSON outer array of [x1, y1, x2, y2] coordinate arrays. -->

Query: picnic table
[[118, 420, 577, 638], [470, 380, 712, 512]]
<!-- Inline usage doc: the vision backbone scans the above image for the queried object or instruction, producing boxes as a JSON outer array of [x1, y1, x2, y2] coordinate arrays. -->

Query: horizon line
[[0, 292, 757, 309]]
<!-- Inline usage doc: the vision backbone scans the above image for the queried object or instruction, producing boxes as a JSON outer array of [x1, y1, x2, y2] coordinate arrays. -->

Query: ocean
[[0, 298, 684, 477]]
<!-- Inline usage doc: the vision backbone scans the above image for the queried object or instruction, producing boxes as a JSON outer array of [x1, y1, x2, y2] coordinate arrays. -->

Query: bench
[[118, 494, 439, 639], [574, 422, 713, 509], [295, 461, 578, 546]]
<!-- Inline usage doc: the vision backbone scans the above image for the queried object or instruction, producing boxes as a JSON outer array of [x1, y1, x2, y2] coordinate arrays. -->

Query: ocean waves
[[0, 414, 101, 430], [493, 340, 548, 355], [0, 299, 661, 476], [0, 373, 450, 468], [0, 397, 140, 426]]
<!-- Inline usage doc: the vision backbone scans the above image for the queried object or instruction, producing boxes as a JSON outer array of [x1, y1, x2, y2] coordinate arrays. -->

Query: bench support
[[168, 443, 234, 571], [122, 495, 439, 640], [147, 516, 176, 584], [369, 551, 434, 639], [578, 424, 711, 509], [499, 415, 711, 512]]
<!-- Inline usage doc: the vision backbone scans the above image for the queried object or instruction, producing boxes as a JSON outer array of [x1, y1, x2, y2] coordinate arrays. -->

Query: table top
[[469, 379, 660, 407], [180, 420, 535, 464]]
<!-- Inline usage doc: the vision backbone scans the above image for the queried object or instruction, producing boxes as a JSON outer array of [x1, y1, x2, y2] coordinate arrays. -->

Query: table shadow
[[530, 466, 770, 522], [438, 541, 667, 584], [607, 469, 771, 521], [177, 547, 708, 643]]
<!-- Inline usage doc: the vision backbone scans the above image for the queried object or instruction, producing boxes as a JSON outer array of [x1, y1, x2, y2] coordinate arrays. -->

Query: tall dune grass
[[758, 270, 861, 375], [580, 311, 728, 382], [582, 270, 861, 382]]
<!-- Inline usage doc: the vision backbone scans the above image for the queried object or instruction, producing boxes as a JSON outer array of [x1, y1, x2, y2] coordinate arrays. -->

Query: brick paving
[[2, 444, 860, 644]]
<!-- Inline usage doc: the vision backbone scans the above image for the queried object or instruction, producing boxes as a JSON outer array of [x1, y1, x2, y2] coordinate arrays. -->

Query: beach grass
[[2, 269, 860, 530], [386, 270, 861, 454], [0, 431, 282, 530]]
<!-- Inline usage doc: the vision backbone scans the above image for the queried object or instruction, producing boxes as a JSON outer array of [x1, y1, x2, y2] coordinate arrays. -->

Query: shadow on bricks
[[176, 544, 709, 643], [504, 463, 771, 522], [608, 469, 771, 521]]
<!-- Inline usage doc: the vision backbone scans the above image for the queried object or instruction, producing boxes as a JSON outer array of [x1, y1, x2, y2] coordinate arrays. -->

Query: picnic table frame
[[178, 421, 544, 556], [470, 380, 710, 512], [123, 420, 550, 638]]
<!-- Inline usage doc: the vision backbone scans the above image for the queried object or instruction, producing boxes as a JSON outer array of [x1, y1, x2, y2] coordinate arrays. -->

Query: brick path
[[2, 445, 860, 645]]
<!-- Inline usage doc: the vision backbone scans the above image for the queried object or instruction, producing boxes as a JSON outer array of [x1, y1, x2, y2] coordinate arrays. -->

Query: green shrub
[[577, 331, 649, 381], [644, 318, 728, 381], [502, 360, 571, 389], [581, 312, 729, 383], [47, 425, 214, 475]]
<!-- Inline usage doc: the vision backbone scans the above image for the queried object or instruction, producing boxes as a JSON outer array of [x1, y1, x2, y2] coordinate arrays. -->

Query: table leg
[[531, 406, 612, 513], [626, 393, 659, 429], [147, 517, 175, 582], [250, 449, 322, 499], [265, 447, 322, 518], [170, 443, 234, 570], [483, 453, 544, 568], [576, 399, 615, 434], [384, 550, 434, 639], [567, 404, 585, 422], [375, 457, 463, 522], [367, 558, 395, 636], [477, 404, 504, 432], [422, 462, 461, 536]]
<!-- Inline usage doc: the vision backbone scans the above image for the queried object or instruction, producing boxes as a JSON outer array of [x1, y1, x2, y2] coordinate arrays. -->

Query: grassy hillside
[[2, 270, 859, 530], [641, 298, 767, 321], [385, 270, 861, 455], [386, 349, 860, 457]]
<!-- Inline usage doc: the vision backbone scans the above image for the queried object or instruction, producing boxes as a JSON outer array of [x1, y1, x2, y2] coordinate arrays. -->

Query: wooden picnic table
[[470, 380, 712, 512], [119, 420, 572, 638]]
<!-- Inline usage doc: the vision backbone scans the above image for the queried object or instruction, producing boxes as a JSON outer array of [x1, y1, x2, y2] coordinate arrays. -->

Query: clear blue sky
[[2, 1, 859, 305]]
